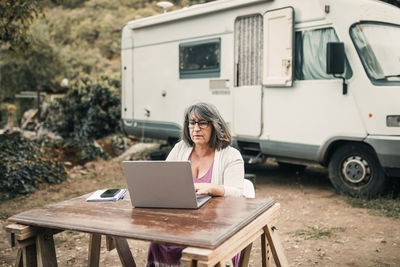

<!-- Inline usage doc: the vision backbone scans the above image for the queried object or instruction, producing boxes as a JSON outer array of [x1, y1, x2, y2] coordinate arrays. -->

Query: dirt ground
[[1, 160, 399, 267]]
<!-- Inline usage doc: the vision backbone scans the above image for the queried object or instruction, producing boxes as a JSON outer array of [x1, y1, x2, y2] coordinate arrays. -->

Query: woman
[[147, 102, 244, 267]]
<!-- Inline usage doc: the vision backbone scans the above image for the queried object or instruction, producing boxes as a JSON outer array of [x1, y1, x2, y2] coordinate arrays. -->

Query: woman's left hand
[[194, 183, 225, 196]]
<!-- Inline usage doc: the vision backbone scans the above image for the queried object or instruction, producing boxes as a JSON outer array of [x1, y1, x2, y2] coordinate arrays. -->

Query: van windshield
[[350, 22, 400, 84]]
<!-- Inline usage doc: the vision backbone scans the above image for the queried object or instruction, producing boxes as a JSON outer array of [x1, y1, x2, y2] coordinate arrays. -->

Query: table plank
[[8, 195, 275, 249]]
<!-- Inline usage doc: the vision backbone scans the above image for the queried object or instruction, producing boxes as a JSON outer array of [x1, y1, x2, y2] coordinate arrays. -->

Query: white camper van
[[120, 0, 400, 196]]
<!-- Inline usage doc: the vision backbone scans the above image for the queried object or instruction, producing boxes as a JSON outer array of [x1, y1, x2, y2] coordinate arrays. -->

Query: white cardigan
[[166, 141, 244, 197]]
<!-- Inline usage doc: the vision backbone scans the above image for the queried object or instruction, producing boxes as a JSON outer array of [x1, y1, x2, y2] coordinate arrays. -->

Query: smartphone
[[100, 189, 121, 198]]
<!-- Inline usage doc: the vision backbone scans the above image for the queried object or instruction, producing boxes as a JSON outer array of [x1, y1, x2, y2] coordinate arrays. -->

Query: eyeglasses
[[188, 120, 210, 129]]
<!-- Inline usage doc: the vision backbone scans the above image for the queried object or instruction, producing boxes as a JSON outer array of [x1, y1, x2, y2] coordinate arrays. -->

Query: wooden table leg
[[264, 225, 288, 267], [239, 242, 252, 267], [105, 235, 115, 251], [113, 237, 136, 267], [24, 242, 38, 267], [35, 229, 57, 267], [12, 238, 38, 267], [15, 249, 23, 267], [88, 234, 101, 267], [261, 234, 272, 267]]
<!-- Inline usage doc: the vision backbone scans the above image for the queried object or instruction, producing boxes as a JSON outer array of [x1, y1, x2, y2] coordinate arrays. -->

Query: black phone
[[100, 189, 121, 198]]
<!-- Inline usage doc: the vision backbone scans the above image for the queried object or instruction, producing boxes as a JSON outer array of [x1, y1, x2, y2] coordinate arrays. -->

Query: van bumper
[[364, 135, 400, 177]]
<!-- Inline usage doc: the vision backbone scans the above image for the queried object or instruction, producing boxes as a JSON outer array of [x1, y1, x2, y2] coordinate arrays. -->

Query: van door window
[[179, 38, 220, 79], [295, 28, 352, 80]]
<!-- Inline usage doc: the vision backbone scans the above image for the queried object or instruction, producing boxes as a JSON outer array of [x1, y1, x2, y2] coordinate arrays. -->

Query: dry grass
[[344, 195, 400, 220], [293, 226, 346, 240]]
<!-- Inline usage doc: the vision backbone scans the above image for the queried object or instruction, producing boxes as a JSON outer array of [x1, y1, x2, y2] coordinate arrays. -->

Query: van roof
[[127, 0, 272, 29]]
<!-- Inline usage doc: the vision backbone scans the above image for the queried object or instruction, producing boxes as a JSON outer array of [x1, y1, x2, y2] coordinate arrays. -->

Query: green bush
[[0, 132, 66, 200], [45, 74, 121, 162], [49, 74, 120, 139]]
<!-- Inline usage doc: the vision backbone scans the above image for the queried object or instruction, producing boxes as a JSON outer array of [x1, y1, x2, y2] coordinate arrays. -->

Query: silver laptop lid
[[122, 161, 210, 209]]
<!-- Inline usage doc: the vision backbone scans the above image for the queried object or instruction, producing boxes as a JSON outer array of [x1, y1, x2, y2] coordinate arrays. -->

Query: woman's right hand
[[194, 183, 225, 196]]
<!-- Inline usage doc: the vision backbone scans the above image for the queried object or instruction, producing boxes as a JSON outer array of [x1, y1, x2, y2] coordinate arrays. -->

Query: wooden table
[[6, 194, 288, 267]]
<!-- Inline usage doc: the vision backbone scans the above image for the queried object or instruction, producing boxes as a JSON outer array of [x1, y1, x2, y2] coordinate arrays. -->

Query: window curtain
[[296, 28, 352, 80], [235, 15, 263, 86]]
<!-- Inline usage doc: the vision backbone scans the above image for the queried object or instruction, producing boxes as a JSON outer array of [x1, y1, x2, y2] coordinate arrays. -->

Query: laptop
[[122, 161, 211, 209]]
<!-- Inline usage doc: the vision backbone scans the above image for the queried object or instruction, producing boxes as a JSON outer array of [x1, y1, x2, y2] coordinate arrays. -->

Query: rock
[[93, 140, 104, 154], [116, 143, 159, 161], [21, 109, 38, 131], [109, 135, 135, 155], [41, 101, 50, 119], [66, 257, 76, 265], [21, 130, 36, 140], [84, 161, 96, 169], [36, 125, 62, 141], [64, 161, 73, 167]]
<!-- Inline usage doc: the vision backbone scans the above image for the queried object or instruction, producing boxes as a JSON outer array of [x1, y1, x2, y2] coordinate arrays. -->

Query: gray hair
[[182, 102, 231, 150]]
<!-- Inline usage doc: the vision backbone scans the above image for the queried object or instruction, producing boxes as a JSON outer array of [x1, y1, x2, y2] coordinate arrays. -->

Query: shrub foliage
[[0, 132, 66, 200], [46, 75, 121, 162]]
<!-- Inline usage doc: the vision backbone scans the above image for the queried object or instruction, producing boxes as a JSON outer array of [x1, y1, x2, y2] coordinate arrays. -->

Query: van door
[[233, 14, 263, 137], [263, 7, 294, 87]]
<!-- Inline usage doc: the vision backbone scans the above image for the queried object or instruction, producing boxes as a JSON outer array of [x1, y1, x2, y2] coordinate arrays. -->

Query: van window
[[179, 38, 220, 79], [350, 22, 400, 85], [295, 28, 352, 80]]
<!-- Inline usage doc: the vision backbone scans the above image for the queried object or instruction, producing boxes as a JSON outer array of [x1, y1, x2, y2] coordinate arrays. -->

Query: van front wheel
[[328, 143, 386, 197]]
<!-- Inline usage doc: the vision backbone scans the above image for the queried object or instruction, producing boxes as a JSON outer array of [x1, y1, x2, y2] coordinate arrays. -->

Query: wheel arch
[[318, 137, 379, 167]]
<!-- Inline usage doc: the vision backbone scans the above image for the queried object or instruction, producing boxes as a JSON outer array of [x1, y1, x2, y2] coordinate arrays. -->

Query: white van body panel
[[121, 0, 400, 179], [263, 79, 367, 144]]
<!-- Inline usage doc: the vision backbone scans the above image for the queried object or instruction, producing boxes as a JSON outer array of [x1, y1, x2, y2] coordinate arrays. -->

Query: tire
[[277, 162, 307, 172], [328, 143, 387, 197]]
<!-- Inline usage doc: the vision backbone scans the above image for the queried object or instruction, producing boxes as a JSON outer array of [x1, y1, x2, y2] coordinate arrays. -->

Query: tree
[[0, 24, 71, 102], [0, 0, 42, 53]]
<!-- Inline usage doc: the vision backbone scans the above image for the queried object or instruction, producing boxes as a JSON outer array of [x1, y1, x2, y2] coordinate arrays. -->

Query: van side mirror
[[327, 42, 345, 74], [326, 42, 347, 95]]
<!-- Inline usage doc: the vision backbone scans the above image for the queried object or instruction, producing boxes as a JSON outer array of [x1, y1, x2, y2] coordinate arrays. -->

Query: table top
[[8, 194, 275, 249]]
